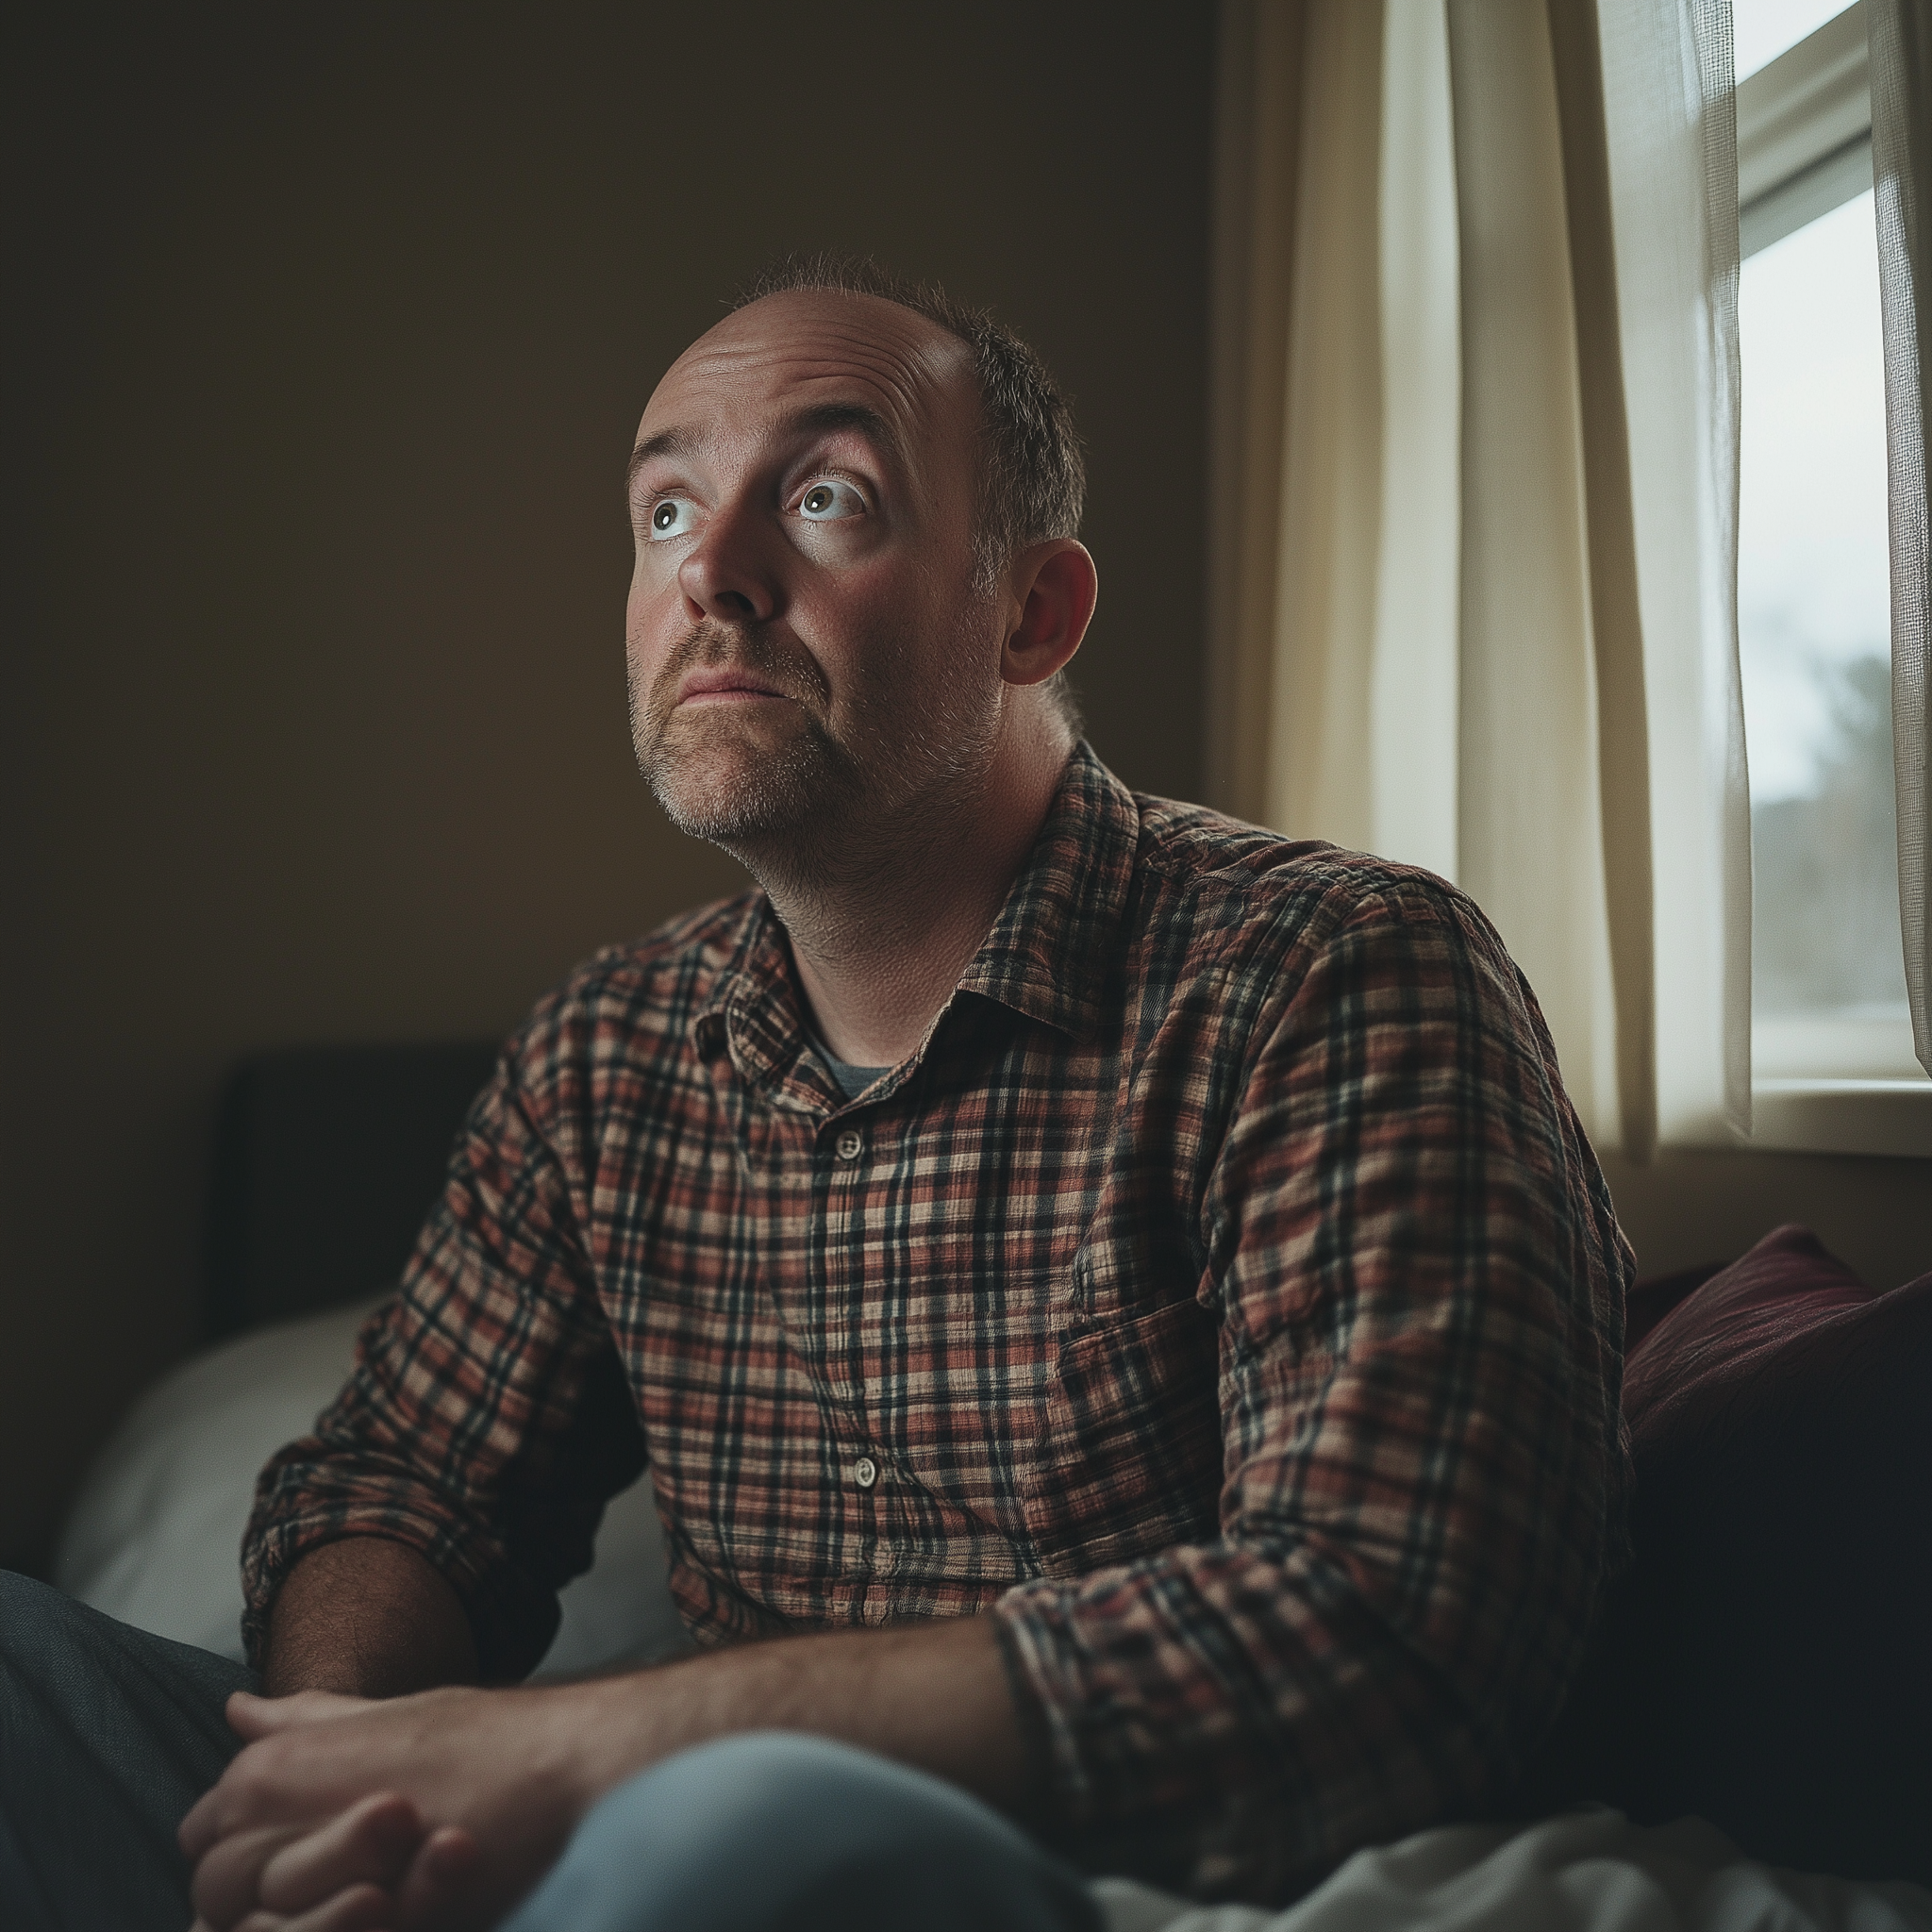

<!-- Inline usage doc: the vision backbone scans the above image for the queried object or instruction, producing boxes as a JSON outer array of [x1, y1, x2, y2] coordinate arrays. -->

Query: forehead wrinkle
[[701, 291, 961, 387], [627, 425, 696, 489], [777, 401, 907, 469], [629, 388, 912, 492], [652, 300, 970, 442]]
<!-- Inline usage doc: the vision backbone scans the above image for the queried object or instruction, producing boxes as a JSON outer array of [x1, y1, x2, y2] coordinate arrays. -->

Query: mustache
[[649, 619, 829, 713]]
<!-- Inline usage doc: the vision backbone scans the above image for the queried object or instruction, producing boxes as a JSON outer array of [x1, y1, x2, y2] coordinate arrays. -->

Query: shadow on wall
[[0, 3, 1215, 1573]]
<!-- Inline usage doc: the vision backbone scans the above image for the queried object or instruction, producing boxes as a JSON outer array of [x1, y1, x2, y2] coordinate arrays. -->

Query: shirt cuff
[[240, 1474, 561, 1681]]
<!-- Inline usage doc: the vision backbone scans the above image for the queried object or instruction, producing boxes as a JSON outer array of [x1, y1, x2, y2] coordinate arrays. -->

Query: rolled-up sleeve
[[993, 880, 1631, 1900], [240, 1024, 645, 1680]]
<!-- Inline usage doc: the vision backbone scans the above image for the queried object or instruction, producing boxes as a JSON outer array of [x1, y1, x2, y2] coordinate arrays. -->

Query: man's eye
[[797, 479, 866, 523], [648, 496, 696, 541]]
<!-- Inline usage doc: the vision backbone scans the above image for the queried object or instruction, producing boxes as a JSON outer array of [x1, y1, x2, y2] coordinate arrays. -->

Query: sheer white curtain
[[1206, 0, 1748, 1158], [1872, 0, 1932, 1074]]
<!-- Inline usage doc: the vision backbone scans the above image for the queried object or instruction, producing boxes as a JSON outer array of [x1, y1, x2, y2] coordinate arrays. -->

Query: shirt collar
[[692, 741, 1140, 1084], [955, 741, 1137, 1039], [693, 894, 800, 1092]]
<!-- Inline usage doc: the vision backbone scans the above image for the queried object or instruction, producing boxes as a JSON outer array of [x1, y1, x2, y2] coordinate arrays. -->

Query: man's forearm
[[564, 1610, 1039, 1817], [262, 1536, 479, 1696], [257, 1539, 1033, 1814]]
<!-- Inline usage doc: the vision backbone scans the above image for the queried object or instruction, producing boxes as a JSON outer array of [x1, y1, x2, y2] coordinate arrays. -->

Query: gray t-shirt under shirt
[[813, 1037, 891, 1100]]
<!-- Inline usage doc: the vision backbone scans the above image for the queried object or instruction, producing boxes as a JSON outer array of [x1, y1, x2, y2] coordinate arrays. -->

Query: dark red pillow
[[1619, 1257, 1724, 1356], [1523, 1224, 1932, 1882]]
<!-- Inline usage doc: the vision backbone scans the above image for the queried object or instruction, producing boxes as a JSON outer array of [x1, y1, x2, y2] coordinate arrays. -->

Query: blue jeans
[[0, 1569, 257, 1930], [501, 1731, 1103, 1932]]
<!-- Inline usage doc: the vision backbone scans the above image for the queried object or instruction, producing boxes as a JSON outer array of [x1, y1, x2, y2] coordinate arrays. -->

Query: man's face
[[625, 289, 1001, 864]]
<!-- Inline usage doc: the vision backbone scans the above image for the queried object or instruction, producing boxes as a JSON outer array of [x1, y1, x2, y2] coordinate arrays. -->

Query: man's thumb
[[225, 1688, 366, 1739]]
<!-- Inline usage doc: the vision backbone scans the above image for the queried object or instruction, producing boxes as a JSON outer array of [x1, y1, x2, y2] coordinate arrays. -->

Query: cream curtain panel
[[1207, 0, 1747, 1158], [1873, 0, 1932, 1074]]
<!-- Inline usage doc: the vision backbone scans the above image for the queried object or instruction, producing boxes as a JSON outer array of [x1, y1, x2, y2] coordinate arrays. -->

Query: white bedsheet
[[53, 1299, 689, 1675], [1096, 1808, 1932, 1932]]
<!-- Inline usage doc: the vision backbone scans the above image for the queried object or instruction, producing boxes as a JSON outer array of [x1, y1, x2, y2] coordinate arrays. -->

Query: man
[[0, 259, 1630, 1932]]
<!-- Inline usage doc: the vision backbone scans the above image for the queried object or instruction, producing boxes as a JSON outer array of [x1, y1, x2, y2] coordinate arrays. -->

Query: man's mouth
[[675, 667, 790, 707]]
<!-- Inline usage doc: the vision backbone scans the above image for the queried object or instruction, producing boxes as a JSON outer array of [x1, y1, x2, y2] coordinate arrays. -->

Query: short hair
[[731, 254, 1087, 736]]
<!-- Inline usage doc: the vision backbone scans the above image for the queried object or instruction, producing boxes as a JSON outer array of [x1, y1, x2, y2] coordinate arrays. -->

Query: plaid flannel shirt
[[243, 744, 1632, 1902]]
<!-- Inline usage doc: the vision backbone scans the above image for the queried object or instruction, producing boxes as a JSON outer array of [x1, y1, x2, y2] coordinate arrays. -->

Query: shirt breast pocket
[[1018, 1295, 1224, 1576]]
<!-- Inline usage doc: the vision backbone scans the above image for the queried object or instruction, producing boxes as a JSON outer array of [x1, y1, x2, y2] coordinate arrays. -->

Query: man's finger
[[227, 1689, 370, 1740], [185, 1691, 377, 1860], [181, 1779, 226, 1862], [189, 1822, 308, 1930], [391, 1824, 484, 1931], [247, 1880, 395, 1932], [258, 1792, 424, 1915]]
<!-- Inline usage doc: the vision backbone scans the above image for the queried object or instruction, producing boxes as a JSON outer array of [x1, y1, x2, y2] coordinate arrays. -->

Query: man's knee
[[0, 1571, 257, 1932], [0, 1569, 114, 1696], [0, 1568, 254, 1850], [0, 1567, 251, 1719], [510, 1731, 1100, 1932]]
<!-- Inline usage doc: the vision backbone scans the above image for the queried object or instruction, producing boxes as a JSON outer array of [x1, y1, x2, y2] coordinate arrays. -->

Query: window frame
[[1735, 0, 1931, 1158], [1738, 2, 1872, 254]]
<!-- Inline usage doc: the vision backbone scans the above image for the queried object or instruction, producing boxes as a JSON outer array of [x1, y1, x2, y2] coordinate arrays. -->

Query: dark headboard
[[204, 1041, 501, 1339]]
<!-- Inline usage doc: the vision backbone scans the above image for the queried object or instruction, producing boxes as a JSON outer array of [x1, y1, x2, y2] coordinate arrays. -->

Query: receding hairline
[[672, 285, 975, 391], [728, 280, 963, 337]]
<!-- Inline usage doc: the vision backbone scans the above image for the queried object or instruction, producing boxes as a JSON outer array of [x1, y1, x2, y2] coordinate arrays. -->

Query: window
[[1735, 0, 1929, 1153]]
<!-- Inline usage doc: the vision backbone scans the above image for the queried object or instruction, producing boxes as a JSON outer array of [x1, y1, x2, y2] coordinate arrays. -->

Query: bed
[[53, 1044, 1932, 1931]]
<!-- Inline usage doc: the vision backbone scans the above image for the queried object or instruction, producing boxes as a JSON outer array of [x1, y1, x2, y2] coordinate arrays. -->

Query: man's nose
[[678, 503, 778, 625]]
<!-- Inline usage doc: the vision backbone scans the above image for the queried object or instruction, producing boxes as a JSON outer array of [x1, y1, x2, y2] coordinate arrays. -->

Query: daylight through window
[[1735, 1, 1919, 1082]]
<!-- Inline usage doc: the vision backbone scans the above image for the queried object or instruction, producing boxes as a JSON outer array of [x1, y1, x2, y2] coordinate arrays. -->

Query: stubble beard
[[629, 612, 1003, 889], [629, 620, 859, 865]]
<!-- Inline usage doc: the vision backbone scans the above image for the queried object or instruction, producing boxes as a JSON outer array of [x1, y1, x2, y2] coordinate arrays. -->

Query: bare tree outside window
[[1738, 174, 1913, 1074], [1751, 647, 1901, 1009]]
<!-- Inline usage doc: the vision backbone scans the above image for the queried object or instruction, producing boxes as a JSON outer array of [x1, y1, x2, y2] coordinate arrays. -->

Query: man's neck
[[759, 720, 1074, 1069]]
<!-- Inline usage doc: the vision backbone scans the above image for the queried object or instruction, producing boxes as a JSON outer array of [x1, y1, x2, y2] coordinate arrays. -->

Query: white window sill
[[1749, 1077, 1932, 1158]]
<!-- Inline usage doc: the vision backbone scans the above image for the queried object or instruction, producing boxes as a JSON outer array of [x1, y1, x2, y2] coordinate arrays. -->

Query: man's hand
[[187, 1789, 477, 1932], [182, 1686, 588, 1931], [183, 1612, 1034, 1932]]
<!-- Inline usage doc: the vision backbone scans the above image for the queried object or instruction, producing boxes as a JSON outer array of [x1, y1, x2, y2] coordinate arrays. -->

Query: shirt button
[[834, 1127, 864, 1162], [852, 1455, 878, 1490]]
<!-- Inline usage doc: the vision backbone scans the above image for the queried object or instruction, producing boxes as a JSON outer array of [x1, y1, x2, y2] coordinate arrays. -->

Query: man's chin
[[638, 725, 849, 851]]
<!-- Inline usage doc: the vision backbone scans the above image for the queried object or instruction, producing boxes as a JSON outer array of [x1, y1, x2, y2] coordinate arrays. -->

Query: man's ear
[[999, 541, 1098, 688]]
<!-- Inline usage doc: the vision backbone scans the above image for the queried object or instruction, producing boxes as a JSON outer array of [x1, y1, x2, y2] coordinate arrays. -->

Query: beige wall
[[1, 6, 1216, 1570], [1601, 1148, 1929, 1301]]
